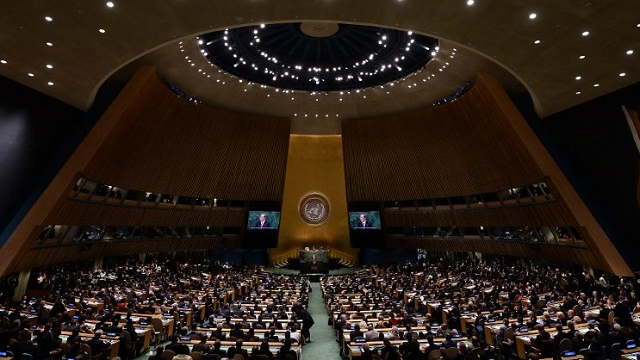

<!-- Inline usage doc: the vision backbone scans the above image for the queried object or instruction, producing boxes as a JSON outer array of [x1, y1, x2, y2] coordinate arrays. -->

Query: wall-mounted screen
[[348, 211, 382, 230], [246, 211, 281, 230]]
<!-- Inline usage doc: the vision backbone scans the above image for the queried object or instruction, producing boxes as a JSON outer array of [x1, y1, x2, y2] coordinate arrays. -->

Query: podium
[[299, 249, 329, 274]]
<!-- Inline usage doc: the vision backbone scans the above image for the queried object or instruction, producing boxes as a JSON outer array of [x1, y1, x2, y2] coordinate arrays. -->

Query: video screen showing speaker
[[243, 203, 281, 248], [246, 211, 281, 230], [348, 203, 385, 248], [348, 211, 382, 230]]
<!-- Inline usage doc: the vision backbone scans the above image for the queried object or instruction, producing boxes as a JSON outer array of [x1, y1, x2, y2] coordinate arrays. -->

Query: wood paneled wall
[[383, 201, 578, 227], [342, 76, 543, 201], [343, 74, 632, 276], [0, 67, 289, 276], [83, 70, 290, 201]]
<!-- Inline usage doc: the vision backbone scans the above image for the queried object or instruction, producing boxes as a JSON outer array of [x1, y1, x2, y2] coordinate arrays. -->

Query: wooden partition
[[0, 67, 290, 275], [342, 74, 632, 275]]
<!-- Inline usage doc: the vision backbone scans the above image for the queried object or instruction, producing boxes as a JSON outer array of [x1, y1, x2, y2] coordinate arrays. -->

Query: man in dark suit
[[227, 339, 249, 359], [254, 213, 271, 229], [356, 214, 373, 228]]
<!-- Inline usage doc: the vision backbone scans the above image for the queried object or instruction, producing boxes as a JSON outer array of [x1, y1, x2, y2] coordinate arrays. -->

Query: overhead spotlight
[[45, 16, 53, 21], [467, 0, 474, 5], [581, 31, 589, 36], [106, 1, 115, 7], [529, 13, 537, 19]]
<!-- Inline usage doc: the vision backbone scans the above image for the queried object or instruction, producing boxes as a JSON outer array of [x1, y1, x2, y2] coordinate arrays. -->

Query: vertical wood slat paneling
[[342, 76, 544, 201], [44, 200, 247, 226], [83, 68, 290, 201]]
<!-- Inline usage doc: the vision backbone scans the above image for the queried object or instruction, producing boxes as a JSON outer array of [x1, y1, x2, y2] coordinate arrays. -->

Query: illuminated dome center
[[198, 23, 439, 92]]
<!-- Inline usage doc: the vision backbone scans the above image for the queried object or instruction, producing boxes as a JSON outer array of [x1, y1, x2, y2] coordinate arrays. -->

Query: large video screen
[[348, 211, 382, 230], [246, 211, 281, 230]]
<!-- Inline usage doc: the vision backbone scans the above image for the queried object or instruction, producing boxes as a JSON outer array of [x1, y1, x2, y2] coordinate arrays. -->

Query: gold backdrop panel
[[271, 135, 357, 265]]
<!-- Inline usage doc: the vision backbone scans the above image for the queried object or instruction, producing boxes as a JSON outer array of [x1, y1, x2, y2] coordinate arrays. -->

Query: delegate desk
[[114, 312, 175, 337], [515, 323, 589, 359], [348, 337, 445, 360], [84, 319, 152, 350], [180, 340, 301, 359], [58, 331, 120, 359], [342, 326, 429, 357]]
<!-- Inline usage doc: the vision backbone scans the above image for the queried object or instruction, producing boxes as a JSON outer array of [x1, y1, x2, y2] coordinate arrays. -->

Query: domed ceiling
[[198, 22, 439, 92]]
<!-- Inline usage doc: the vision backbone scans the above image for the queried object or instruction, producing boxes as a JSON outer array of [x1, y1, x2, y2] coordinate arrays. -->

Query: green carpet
[[303, 282, 343, 360]]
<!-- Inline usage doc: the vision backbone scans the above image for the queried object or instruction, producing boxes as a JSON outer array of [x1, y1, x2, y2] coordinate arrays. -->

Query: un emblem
[[299, 193, 329, 225]]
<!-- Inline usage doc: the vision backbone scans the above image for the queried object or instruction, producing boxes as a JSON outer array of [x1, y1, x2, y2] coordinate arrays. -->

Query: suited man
[[227, 339, 249, 359], [254, 213, 271, 229], [356, 214, 372, 228]]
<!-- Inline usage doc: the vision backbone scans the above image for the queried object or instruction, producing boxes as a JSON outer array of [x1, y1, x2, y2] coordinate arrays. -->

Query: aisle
[[303, 282, 343, 360]]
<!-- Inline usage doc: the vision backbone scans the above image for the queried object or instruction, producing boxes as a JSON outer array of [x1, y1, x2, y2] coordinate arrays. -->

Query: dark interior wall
[[0, 75, 115, 247], [514, 82, 640, 272]]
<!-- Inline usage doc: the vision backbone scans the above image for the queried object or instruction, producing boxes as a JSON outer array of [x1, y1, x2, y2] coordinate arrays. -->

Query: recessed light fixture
[[619, 72, 626, 77], [575, 91, 581, 95], [47, 81, 54, 86], [45, 16, 53, 22], [582, 31, 590, 36], [575, 76, 582, 80], [637, 23, 640, 28], [534, 39, 541, 44], [106, 1, 114, 7], [98, 28, 106, 33], [46, 42, 53, 47], [467, 0, 474, 5], [529, 13, 537, 19], [579, 55, 586, 59], [0, 59, 7, 64], [46, 64, 53, 69], [28, 73, 34, 77], [593, 83, 599, 87], [626, 50, 634, 55]]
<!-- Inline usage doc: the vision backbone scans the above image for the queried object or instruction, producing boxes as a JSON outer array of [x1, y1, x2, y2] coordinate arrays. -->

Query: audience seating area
[[321, 257, 640, 360]]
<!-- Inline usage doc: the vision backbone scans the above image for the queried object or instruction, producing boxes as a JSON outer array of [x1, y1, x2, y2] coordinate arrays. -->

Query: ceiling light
[[619, 72, 626, 77], [582, 31, 589, 36], [28, 73, 34, 77], [579, 55, 586, 59], [98, 28, 106, 33], [529, 13, 537, 19], [626, 50, 634, 55], [106, 1, 114, 7], [46, 64, 53, 69], [46, 42, 53, 47], [593, 83, 599, 87], [0, 59, 7, 64], [534, 39, 541, 44], [45, 16, 53, 22], [47, 81, 54, 86], [575, 76, 581, 80], [467, 0, 474, 5], [575, 91, 581, 95]]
